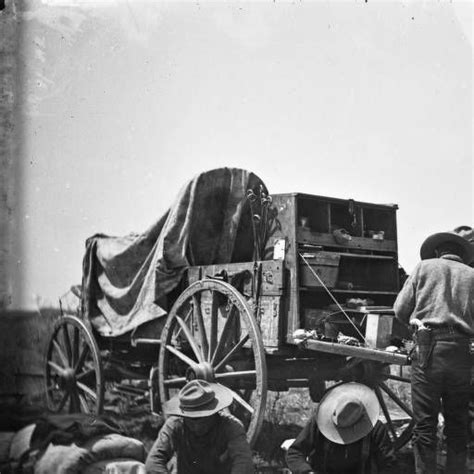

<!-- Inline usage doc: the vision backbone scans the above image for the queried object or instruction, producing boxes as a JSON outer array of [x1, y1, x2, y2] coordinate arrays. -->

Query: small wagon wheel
[[45, 315, 104, 415], [349, 359, 414, 450], [158, 279, 267, 447]]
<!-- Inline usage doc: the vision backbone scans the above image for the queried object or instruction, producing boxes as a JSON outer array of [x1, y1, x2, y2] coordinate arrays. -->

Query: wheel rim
[[159, 279, 267, 447], [45, 315, 104, 415]]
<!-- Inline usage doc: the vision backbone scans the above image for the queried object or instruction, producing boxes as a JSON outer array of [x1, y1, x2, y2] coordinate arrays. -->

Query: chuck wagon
[[44, 168, 414, 448]]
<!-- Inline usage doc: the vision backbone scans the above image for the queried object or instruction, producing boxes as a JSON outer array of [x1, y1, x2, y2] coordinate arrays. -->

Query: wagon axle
[[186, 362, 215, 382]]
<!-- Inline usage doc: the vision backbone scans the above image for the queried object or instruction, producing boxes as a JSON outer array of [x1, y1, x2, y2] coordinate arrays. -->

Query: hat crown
[[179, 380, 216, 411], [420, 231, 474, 264], [332, 397, 364, 428]]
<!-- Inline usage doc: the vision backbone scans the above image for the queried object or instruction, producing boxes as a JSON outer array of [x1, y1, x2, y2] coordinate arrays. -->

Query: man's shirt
[[144, 412, 253, 474], [394, 255, 474, 336]]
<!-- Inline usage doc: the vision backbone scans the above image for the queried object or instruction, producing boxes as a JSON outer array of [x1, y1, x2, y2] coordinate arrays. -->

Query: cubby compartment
[[362, 208, 397, 240], [329, 201, 362, 237], [297, 198, 329, 233], [337, 255, 398, 292]]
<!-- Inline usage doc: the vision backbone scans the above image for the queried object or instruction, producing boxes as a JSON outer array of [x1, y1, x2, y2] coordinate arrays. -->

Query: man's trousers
[[411, 334, 471, 474]]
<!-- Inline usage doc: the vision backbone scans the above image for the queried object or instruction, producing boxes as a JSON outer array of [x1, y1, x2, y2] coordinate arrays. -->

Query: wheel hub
[[58, 367, 76, 391], [186, 362, 215, 382]]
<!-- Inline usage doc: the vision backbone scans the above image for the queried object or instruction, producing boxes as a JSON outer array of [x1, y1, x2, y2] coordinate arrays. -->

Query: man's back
[[394, 255, 474, 335]]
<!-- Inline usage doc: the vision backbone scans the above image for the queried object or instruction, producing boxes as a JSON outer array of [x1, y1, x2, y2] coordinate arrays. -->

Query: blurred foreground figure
[[145, 379, 253, 474], [286, 382, 396, 474], [395, 231, 474, 474]]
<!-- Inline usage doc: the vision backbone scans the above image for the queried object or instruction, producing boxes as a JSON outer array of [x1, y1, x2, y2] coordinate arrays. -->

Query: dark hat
[[163, 380, 233, 418], [316, 382, 379, 445], [420, 231, 474, 264]]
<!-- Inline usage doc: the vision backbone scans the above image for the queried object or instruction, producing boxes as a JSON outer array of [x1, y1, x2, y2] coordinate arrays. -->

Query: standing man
[[145, 379, 253, 474], [394, 231, 474, 474]]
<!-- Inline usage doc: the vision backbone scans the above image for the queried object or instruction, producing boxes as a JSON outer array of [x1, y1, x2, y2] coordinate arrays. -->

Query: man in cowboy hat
[[286, 382, 396, 474], [394, 230, 474, 474], [145, 379, 253, 473]]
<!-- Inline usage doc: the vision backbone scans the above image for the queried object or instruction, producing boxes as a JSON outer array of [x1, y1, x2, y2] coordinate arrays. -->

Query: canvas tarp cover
[[81, 168, 267, 337]]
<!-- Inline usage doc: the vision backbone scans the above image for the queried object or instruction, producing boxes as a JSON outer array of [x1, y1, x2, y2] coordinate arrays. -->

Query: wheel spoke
[[78, 393, 90, 413], [77, 381, 97, 400], [192, 295, 209, 359], [57, 392, 69, 412], [74, 345, 90, 373], [48, 360, 66, 375], [76, 368, 95, 381], [214, 334, 250, 371], [163, 377, 187, 387], [62, 325, 73, 365], [53, 339, 69, 368], [232, 391, 255, 414], [175, 315, 205, 363], [211, 305, 238, 365], [208, 291, 219, 360], [174, 308, 193, 340], [375, 386, 397, 440], [379, 382, 413, 417], [215, 370, 257, 381], [72, 327, 80, 366], [386, 374, 410, 383], [165, 344, 198, 368]]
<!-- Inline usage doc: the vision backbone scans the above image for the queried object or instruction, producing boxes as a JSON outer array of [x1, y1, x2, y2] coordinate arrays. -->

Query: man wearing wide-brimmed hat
[[145, 379, 253, 473], [286, 382, 396, 474], [394, 230, 474, 474]]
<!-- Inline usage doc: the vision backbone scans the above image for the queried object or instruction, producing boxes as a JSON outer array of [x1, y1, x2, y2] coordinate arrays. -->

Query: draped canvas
[[80, 168, 266, 337]]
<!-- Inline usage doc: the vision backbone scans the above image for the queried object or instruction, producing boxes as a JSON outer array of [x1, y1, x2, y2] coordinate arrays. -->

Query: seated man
[[145, 379, 253, 474], [286, 382, 396, 474]]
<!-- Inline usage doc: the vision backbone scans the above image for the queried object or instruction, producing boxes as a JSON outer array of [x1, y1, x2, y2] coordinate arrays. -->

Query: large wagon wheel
[[45, 315, 104, 415], [158, 279, 267, 447]]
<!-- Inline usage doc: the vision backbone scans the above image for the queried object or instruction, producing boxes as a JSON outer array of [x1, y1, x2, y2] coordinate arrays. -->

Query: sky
[[12, 0, 473, 308]]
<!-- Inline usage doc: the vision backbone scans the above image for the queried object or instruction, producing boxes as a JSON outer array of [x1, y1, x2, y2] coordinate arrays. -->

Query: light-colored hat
[[420, 231, 474, 264], [163, 380, 233, 418], [316, 382, 379, 445]]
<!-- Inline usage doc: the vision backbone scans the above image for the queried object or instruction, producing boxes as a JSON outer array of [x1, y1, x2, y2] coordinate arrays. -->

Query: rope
[[299, 252, 368, 344]]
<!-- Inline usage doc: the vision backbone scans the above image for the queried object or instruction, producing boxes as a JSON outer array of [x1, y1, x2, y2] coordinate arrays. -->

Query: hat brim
[[163, 382, 234, 418], [316, 382, 379, 445], [420, 232, 474, 264]]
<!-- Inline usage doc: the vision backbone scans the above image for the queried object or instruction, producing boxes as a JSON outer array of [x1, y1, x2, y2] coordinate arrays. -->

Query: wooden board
[[0, 309, 59, 400]]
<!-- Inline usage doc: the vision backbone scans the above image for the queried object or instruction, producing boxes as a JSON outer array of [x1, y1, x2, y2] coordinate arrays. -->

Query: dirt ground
[[8, 385, 474, 474], [1, 394, 416, 473]]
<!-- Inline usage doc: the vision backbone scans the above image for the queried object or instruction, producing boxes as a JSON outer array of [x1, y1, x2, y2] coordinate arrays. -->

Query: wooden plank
[[294, 338, 409, 365], [297, 228, 397, 253], [187, 260, 284, 296]]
